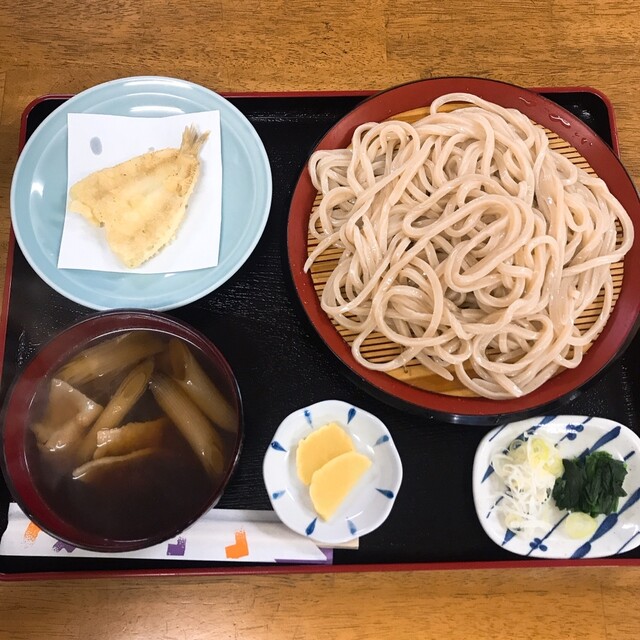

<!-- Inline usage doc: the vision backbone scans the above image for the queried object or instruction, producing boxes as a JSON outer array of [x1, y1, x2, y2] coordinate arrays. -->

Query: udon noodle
[[304, 93, 634, 399]]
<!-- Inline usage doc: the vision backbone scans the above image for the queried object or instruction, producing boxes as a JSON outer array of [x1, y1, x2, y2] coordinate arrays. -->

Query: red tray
[[1, 87, 639, 580]]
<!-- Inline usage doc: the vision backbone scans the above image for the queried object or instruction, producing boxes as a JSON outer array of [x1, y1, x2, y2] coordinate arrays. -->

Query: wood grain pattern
[[1, 1, 640, 638], [1, 567, 640, 640]]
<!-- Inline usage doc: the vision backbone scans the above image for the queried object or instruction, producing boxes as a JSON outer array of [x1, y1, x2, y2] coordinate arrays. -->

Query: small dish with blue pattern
[[472, 415, 640, 559], [263, 399, 403, 545]]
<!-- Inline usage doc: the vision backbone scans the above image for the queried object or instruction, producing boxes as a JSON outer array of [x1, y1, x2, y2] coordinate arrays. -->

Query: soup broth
[[27, 330, 240, 541]]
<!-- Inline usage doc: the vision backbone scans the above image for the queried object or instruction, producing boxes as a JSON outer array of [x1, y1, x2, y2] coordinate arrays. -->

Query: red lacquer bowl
[[287, 77, 640, 424], [1, 310, 243, 552]]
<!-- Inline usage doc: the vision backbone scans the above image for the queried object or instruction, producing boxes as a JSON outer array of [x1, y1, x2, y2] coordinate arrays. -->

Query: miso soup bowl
[[0, 310, 243, 552]]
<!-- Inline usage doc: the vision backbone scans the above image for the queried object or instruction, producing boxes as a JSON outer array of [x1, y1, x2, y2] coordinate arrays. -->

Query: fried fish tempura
[[68, 125, 210, 268]]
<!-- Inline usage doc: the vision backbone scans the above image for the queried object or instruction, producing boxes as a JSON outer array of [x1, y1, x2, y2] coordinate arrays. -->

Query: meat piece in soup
[[32, 379, 103, 449], [93, 417, 170, 460], [72, 447, 160, 481], [31, 379, 104, 478]]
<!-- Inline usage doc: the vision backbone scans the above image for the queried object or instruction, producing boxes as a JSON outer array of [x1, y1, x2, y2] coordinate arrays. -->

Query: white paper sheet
[[59, 111, 222, 273], [0, 505, 331, 563]]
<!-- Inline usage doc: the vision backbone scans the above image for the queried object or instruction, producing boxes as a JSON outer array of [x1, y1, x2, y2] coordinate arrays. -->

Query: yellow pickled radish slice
[[309, 451, 372, 521], [296, 422, 355, 486]]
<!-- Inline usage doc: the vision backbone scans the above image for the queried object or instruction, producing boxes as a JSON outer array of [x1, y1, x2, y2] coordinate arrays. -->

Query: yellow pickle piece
[[296, 422, 355, 486], [309, 451, 372, 521]]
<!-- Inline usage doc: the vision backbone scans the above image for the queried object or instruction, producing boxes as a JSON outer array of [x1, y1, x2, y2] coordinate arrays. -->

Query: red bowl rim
[[287, 76, 640, 422], [0, 309, 244, 552]]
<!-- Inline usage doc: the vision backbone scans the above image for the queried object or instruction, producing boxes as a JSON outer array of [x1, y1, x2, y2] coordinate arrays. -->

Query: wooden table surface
[[1, 1, 639, 638]]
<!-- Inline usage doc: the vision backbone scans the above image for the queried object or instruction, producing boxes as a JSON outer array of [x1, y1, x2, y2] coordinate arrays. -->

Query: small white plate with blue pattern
[[473, 415, 640, 559], [263, 399, 403, 545]]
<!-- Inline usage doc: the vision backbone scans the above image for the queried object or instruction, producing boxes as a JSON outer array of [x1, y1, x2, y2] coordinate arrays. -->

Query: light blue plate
[[10, 76, 272, 311]]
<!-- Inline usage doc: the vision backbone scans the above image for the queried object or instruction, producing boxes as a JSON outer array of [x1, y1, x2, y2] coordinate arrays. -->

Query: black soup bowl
[[1, 310, 243, 552]]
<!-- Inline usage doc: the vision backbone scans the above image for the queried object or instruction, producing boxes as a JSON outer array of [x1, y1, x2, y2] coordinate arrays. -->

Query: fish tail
[[180, 125, 210, 156]]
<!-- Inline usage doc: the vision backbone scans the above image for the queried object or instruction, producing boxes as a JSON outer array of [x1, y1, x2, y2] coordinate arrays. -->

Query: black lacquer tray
[[1, 88, 638, 579]]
